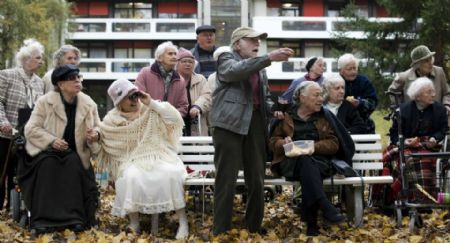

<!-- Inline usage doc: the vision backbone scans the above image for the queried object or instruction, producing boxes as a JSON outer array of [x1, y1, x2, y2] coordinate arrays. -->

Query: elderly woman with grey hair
[[323, 74, 366, 134], [337, 53, 378, 134], [135, 41, 188, 117], [269, 81, 354, 236], [378, 77, 448, 207], [42, 45, 81, 93], [388, 45, 450, 111], [0, 38, 44, 210]]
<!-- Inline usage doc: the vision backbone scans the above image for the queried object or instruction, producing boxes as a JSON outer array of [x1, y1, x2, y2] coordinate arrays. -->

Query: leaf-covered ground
[[1, 186, 450, 242]]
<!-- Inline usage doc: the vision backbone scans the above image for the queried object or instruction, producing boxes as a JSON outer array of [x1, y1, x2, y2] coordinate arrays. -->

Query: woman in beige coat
[[176, 47, 212, 136], [19, 64, 101, 235]]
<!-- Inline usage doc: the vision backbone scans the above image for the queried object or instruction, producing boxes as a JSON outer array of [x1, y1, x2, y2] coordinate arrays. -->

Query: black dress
[[18, 96, 98, 231]]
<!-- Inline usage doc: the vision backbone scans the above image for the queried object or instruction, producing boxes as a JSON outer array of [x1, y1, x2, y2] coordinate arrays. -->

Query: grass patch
[[372, 109, 391, 147]]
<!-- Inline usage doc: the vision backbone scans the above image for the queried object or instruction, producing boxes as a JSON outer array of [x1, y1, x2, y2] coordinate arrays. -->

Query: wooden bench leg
[[344, 186, 364, 227]]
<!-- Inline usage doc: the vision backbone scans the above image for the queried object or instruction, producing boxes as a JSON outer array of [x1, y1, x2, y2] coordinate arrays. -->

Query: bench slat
[[180, 135, 381, 144], [351, 134, 381, 142], [352, 153, 382, 161], [355, 143, 382, 151], [179, 136, 212, 143], [352, 162, 383, 170], [179, 154, 214, 162], [180, 146, 215, 153], [185, 164, 215, 171], [184, 176, 393, 186]]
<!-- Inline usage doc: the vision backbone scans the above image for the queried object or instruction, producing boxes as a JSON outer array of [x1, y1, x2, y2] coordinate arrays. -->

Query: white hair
[[322, 74, 345, 101], [52, 44, 81, 67], [337, 53, 359, 70], [292, 81, 321, 106], [15, 38, 44, 67], [213, 46, 232, 61], [154, 41, 177, 61], [407, 77, 435, 100]]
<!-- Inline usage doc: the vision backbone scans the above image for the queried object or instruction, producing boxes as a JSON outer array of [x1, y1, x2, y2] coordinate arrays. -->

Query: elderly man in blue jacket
[[209, 26, 293, 235]]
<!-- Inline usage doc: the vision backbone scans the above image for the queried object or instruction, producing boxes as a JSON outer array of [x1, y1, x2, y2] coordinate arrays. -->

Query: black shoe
[[34, 227, 49, 234], [320, 197, 346, 224], [249, 227, 267, 235], [323, 212, 346, 224], [306, 224, 319, 236], [72, 224, 85, 233], [258, 227, 267, 235]]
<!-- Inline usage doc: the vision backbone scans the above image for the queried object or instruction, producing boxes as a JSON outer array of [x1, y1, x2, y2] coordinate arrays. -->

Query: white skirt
[[112, 161, 187, 217]]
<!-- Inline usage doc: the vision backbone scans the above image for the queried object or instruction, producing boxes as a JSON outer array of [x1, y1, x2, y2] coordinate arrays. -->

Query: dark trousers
[[212, 110, 266, 235], [282, 156, 328, 221], [0, 137, 14, 210]]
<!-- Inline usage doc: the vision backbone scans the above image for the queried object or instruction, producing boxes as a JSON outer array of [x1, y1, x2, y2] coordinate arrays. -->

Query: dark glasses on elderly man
[[128, 91, 143, 101]]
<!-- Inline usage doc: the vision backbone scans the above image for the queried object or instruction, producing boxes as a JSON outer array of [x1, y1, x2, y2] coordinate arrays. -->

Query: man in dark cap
[[190, 25, 217, 78], [209, 26, 293, 235], [388, 45, 450, 110]]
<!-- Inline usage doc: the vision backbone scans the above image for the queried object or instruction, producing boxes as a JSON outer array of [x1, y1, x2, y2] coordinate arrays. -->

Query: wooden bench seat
[[179, 134, 393, 226]]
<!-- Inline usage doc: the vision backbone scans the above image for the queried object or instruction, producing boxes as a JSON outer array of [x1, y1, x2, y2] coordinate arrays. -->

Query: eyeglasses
[[128, 92, 142, 101], [64, 74, 83, 82], [179, 59, 195, 64]]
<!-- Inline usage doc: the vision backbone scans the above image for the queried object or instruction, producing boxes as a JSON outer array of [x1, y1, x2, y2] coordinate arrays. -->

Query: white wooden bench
[[179, 134, 393, 226]]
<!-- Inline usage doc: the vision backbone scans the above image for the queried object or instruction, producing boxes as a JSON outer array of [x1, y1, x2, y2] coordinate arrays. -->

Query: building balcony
[[253, 16, 403, 39], [78, 57, 340, 81], [68, 18, 197, 40]]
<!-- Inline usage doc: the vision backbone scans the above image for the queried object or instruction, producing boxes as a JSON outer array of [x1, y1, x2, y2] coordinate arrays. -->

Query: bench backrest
[[179, 134, 383, 173]]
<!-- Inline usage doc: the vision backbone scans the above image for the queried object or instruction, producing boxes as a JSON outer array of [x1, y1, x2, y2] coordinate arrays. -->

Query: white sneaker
[[175, 222, 189, 240], [127, 223, 141, 234]]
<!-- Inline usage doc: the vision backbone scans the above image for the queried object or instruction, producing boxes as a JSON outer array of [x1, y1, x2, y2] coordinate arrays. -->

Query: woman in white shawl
[[98, 78, 188, 239]]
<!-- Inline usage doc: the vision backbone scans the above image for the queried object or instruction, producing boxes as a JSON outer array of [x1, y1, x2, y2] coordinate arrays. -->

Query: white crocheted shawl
[[97, 101, 184, 180]]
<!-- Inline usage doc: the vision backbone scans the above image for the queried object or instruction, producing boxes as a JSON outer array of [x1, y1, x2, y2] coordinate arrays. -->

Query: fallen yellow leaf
[[409, 235, 422, 243]]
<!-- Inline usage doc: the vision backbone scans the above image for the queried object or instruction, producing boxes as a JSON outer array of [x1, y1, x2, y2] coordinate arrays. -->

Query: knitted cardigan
[[97, 100, 185, 180]]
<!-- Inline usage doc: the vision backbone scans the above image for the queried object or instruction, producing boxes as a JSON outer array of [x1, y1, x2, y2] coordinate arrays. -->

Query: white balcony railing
[[67, 18, 197, 40], [79, 58, 340, 81], [253, 16, 403, 39]]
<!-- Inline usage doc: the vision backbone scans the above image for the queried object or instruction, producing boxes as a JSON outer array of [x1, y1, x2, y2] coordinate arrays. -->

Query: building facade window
[[77, 42, 108, 58], [267, 40, 302, 57], [326, 0, 348, 17], [73, 1, 109, 17], [113, 2, 153, 19], [112, 23, 150, 32], [211, 0, 241, 46], [267, 0, 302, 16], [304, 42, 324, 57], [72, 23, 106, 32], [282, 20, 326, 31], [156, 23, 195, 32], [157, 0, 197, 18], [113, 41, 152, 58]]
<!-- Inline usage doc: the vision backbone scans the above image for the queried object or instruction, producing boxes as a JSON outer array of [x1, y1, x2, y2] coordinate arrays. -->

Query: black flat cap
[[196, 25, 216, 35], [51, 64, 80, 85]]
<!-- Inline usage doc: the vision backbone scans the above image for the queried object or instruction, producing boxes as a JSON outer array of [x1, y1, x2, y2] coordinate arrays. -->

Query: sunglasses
[[128, 91, 143, 101], [64, 74, 83, 81]]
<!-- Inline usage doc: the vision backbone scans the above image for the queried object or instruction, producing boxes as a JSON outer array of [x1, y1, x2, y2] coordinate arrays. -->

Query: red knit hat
[[176, 47, 194, 60]]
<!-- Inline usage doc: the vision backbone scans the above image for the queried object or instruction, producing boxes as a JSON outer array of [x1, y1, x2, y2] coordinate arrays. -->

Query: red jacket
[[135, 62, 188, 117]]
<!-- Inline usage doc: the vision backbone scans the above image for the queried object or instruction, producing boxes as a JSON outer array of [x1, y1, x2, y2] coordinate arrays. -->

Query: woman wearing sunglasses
[[20, 64, 101, 234], [97, 79, 189, 239]]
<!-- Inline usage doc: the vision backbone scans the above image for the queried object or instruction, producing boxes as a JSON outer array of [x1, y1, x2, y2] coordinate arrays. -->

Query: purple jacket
[[135, 63, 188, 117]]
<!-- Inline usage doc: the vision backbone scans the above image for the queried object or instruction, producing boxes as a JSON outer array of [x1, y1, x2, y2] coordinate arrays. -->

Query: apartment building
[[68, 0, 392, 116]]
